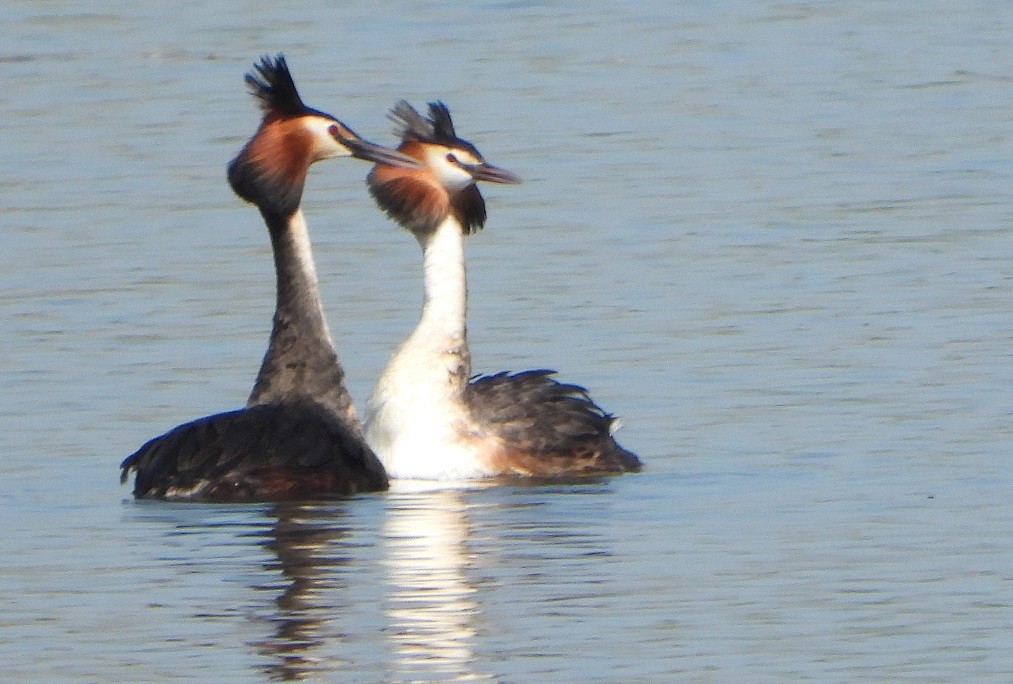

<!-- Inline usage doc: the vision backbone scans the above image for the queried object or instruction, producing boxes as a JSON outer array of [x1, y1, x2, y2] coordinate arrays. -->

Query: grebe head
[[227, 54, 421, 218], [344, 101, 520, 236]]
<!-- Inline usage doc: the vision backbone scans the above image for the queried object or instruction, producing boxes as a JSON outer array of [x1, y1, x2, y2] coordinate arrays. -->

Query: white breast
[[366, 339, 492, 480], [365, 215, 492, 481]]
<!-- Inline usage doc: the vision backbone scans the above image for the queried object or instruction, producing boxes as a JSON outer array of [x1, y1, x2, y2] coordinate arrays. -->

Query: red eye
[[327, 124, 340, 137], [446, 153, 458, 164]]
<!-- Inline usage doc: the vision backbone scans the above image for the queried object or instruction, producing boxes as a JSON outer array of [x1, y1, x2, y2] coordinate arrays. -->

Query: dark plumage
[[389, 100, 482, 158], [227, 153, 304, 225], [121, 402, 387, 501], [120, 54, 400, 501], [468, 371, 641, 475], [245, 54, 322, 120]]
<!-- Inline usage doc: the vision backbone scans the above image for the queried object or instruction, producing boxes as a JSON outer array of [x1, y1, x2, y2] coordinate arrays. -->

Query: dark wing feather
[[467, 370, 641, 475], [120, 402, 388, 501]]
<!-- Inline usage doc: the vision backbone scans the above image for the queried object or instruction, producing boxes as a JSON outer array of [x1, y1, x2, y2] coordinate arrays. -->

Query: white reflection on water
[[381, 485, 493, 683]]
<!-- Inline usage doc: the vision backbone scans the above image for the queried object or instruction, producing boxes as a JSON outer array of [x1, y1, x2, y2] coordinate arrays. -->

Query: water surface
[[1, 1, 1010, 680]]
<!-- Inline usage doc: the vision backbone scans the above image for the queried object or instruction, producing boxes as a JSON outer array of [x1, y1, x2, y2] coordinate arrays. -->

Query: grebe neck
[[365, 215, 484, 478], [247, 208, 359, 427], [389, 213, 472, 392], [416, 215, 469, 355]]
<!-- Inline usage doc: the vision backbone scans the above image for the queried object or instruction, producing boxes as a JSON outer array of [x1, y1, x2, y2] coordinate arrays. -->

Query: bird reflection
[[250, 502, 351, 681], [381, 486, 493, 682]]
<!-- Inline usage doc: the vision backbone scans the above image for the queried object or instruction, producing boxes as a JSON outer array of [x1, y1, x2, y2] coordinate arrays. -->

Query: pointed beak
[[343, 136, 424, 169], [333, 127, 423, 169], [463, 161, 522, 185]]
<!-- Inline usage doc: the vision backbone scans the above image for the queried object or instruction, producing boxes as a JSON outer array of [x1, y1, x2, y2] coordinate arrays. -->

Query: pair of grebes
[[121, 55, 640, 501]]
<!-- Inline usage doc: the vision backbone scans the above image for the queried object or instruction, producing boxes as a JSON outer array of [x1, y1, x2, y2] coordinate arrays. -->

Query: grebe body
[[346, 102, 641, 480], [120, 55, 420, 500]]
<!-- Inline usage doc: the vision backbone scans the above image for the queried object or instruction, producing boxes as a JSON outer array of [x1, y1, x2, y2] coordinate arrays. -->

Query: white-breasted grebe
[[343, 101, 641, 480], [120, 55, 420, 501]]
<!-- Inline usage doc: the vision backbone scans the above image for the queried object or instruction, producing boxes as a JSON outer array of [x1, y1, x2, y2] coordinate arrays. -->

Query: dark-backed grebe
[[342, 101, 641, 480], [120, 55, 420, 500]]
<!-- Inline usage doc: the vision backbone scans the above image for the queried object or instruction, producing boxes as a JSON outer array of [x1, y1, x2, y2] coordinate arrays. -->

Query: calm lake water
[[2, 1, 1010, 681]]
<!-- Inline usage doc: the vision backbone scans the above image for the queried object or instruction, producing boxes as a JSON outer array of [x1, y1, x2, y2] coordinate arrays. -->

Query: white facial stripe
[[304, 116, 351, 160], [424, 145, 477, 191]]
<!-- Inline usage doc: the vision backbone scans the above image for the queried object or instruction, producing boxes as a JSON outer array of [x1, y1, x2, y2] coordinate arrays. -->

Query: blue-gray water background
[[1, 2, 1010, 681]]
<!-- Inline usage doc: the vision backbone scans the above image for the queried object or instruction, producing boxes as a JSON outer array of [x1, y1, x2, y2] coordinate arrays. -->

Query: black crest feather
[[389, 100, 481, 157], [427, 101, 458, 143], [245, 54, 307, 118], [388, 100, 433, 142]]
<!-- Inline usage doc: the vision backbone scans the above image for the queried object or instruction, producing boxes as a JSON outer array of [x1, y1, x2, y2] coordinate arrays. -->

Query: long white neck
[[417, 215, 468, 347], [366, 215, 485, 479], [380, 215, 472, 391]]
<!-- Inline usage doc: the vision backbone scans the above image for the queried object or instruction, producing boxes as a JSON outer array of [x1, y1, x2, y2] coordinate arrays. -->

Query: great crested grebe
[[120, 55, 420, 501], [342, 101, 641, 480]]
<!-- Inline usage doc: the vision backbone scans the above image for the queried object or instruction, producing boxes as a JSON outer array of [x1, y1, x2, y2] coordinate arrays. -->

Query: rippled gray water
[[2, 1, 1010, 680]]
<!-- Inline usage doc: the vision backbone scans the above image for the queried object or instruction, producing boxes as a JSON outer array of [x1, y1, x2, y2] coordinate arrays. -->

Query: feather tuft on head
[[244, 54, 308, 118], [388, 100, 479, 155]]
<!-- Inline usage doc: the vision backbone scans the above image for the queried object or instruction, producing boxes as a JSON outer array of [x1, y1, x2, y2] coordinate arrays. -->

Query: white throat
[[417, 214, 468, 341], [366, 216, 488, 480]]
